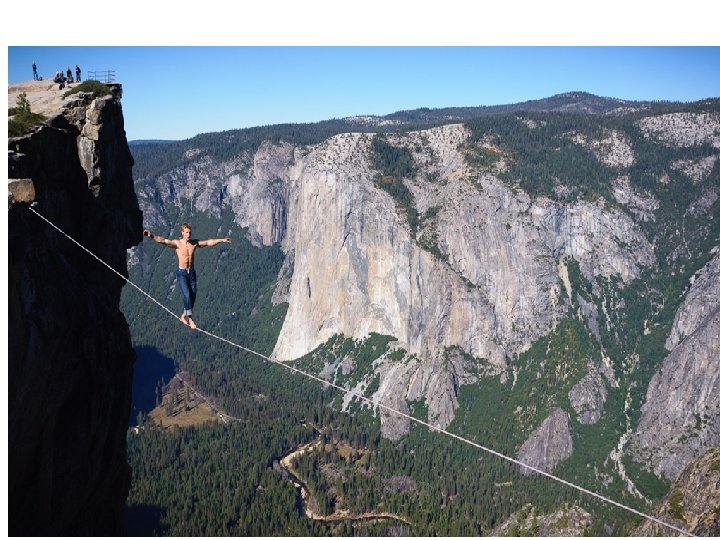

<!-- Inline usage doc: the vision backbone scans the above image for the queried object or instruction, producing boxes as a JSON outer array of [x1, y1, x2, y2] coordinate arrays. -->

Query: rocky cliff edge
[[8, 81, 142, 535]]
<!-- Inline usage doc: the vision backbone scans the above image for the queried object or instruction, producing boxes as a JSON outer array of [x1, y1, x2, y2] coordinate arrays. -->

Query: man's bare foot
[[179, 314, 190, 326], [186, 315, 197, 330]]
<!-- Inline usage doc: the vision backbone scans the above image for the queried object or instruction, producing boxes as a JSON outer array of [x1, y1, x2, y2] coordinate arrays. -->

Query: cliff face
[[633, 447, 720, 536], [267, 126, 651, 440], [629, 252, 720, 480], [8, 85, 142, 535], [131, 98, 720, 500], [492, 503, 593, 536], [516, 408, 574, 475], [271, 126, 653, 367], [134, 125, 653, 440]]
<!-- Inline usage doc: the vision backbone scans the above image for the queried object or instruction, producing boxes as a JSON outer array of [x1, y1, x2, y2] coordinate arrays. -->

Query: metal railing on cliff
[[88, 70, 116, 83]]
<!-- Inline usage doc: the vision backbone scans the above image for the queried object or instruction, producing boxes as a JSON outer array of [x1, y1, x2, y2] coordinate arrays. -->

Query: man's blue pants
[[177, 268, 197, 316]]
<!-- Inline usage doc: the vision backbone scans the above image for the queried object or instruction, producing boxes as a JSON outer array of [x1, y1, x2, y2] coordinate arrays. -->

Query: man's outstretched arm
[[143, 229, 179, 248], [198, 237, 232, 247]]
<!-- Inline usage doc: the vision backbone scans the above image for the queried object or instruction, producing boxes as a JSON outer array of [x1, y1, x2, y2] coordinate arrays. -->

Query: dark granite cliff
[[8, 85, 142, 535]]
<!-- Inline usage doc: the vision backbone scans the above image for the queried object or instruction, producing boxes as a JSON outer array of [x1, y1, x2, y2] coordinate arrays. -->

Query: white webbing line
[[30, 206, 181, 321], [28, 206, 694, 537]]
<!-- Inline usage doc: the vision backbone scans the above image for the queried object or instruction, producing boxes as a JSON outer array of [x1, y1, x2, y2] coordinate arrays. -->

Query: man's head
[[181, 223, 192, 239]]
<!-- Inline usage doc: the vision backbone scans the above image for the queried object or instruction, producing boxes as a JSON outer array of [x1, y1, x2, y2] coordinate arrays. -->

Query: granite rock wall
[[8, 88, 142, 535]]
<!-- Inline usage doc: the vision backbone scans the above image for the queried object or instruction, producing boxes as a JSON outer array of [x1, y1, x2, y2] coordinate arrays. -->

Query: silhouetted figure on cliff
[[32, 61, 38, 80], [143, 223, 231, 329], [75, 65, 81, 82]]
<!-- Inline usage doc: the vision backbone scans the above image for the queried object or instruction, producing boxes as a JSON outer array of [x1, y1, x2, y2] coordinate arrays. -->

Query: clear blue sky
[[5, 1, 720, 142], [8, 46, 720, 141]]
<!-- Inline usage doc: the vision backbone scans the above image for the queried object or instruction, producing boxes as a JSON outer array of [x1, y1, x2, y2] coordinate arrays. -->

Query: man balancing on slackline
[[143, 222, 231, 329]]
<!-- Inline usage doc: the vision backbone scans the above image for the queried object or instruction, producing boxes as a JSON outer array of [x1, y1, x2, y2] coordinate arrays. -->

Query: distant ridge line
[[130, 92, 719, 146], [128, 139, 177, 145]]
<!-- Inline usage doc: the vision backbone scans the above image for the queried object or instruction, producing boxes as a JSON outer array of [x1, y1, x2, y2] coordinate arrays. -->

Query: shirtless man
[[143, 223, 231, 329]]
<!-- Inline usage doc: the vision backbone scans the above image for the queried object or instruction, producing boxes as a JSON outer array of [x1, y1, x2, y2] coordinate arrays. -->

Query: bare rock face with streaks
[[636, 112, 720, 148], [630, 253, 720, 480], [611, 175, 659, 222], [369, 344, 500, 440], [273, 129, 510, 367], [573, 129, 635, 168], [272, 125, 654, 366], [266, 125, 653, 436], [568, 363, 607, 425], [516, 408, 574, 475], [666, 253, 720, 351], [633, 447, 720, 536]]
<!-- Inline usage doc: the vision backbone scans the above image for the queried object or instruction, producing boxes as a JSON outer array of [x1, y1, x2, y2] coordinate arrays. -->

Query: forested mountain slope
[[123, 93, 720, 535]]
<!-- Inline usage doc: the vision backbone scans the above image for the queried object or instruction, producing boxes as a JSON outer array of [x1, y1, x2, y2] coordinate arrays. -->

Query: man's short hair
[[181, 222, 191, 231]]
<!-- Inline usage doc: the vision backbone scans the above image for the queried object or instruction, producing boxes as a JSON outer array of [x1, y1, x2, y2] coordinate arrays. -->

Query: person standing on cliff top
[[143, 223, 231, 329], [32, 61, 38, 80]]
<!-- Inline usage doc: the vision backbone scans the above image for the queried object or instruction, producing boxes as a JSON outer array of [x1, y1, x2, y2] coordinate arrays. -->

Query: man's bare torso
[[176, 239, 199, 269]]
